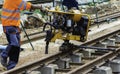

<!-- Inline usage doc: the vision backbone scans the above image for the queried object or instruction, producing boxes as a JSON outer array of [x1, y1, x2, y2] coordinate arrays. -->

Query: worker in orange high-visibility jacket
[[0, 0, 44, 70]]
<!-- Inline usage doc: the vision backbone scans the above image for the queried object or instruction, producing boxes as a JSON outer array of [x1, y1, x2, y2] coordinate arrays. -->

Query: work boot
[[7, 46, 20, 70], [7, 61, 16, 70], [0, 55, 7, 67]]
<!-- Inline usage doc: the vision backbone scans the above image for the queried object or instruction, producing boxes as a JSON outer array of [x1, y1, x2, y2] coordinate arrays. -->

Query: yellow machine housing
[[45, 8, 91, 42]]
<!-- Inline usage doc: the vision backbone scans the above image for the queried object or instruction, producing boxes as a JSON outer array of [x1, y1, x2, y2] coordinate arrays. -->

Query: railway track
[[2, 28, 120, 74], [0, 1, 120, 74]]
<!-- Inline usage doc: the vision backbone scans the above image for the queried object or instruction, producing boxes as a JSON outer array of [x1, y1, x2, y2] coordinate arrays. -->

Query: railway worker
[[62, 0, 79, 10], [0, 0, 44, 70]]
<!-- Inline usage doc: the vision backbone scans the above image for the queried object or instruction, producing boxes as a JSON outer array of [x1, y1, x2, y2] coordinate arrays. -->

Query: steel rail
[[93, 11, 120, 23], [2, 32, 46, 46], [2, 30, 120, 74]]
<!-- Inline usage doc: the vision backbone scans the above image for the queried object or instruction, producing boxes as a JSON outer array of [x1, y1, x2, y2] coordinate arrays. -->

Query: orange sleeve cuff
[[26, 2, 32, 10]]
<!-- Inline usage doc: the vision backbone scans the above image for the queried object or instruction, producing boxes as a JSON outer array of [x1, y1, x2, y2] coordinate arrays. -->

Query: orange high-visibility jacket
[[1, 0, 31, 27]]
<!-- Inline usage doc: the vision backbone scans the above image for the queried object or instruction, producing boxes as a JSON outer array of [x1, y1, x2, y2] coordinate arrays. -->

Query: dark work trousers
[[62, 0, 79, 10], [1, 26, 20, 70]]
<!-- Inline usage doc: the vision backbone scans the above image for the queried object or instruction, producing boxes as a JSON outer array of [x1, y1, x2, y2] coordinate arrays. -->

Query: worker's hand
[[31, 4, 49, 13], [40, 6, 50, 13]]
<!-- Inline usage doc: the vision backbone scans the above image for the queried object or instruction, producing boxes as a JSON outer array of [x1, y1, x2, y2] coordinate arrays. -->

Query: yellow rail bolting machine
[[43, 7, 91, 54]]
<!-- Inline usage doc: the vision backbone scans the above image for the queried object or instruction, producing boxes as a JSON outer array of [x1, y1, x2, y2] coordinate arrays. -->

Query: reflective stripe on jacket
[[1, 0, 31, 27]]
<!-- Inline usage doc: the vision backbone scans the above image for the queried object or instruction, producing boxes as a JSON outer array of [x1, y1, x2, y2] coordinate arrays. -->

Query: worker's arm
[[31, 4, 47, 12], [16, 0, 43, 11]]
